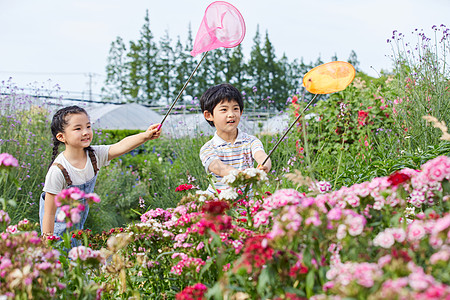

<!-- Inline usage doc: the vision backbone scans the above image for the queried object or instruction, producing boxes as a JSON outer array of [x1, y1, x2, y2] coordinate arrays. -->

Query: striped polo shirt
[[200, 129, 265, 193]]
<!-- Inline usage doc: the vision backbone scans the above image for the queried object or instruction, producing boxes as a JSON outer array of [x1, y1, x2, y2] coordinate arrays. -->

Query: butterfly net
[[191, 1, 246, 56]]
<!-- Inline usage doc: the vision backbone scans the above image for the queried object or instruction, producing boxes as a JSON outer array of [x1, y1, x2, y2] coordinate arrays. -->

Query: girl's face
[[56, 113, 93, 149]]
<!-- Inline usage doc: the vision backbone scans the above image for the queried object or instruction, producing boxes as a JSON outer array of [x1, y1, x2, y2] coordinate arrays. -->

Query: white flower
[[56, 210, 66, 222], [222, 170, 239, 184], [243, 168, 258, 177], [219, 188, 238, 200]]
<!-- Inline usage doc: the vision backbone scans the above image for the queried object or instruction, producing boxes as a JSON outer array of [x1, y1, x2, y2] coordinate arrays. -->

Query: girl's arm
[[254, 150, 272, 173], [42, 192, 57, 235], [108, 123, 161, 160]]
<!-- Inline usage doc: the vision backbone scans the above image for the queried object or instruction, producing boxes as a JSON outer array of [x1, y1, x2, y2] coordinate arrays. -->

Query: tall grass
[[0, 79, 55, 224], [388, 25, 450, 149]]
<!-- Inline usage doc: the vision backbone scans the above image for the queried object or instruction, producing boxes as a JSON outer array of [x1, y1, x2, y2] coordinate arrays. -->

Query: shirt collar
[[212, 128, 245, 146]]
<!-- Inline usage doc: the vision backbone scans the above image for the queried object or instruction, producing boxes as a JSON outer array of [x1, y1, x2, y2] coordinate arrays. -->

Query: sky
[[1, 0, 449, 99]]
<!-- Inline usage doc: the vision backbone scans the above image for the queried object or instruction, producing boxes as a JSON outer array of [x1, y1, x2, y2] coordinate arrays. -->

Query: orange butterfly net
[[261, 61, 356, 166]]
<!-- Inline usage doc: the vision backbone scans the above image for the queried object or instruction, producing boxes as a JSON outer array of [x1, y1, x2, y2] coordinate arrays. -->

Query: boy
[[199, 83, 271, 194]]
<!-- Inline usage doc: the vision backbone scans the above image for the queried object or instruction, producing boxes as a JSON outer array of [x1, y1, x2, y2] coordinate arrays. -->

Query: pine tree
[[158, 29, 174, 104], [103, 36, 128, 101], [347, 50, 360, 72], [138, 10, 159, 104], [125, 40, 143, 101], [247, 25, 266, 109], [227, 44, 247, 92]]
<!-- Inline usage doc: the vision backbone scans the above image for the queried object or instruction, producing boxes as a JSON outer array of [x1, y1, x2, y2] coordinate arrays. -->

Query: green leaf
[[257, 267, 270, 295], [305, 270, 315, 298]]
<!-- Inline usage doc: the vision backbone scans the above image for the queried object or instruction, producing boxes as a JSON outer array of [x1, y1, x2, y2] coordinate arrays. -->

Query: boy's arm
[[108, 123, 161, 161], [41, 192, 57, 235], [254, 150, 271, 173], [208, 159, 240, 177]]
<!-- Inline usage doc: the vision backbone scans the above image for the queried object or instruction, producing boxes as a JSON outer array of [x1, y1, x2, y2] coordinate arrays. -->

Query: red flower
[[201, 201, 230, 215], [175, 184, 194, 192], [176, 283, 207, 300], [240, 235, 274, 272], [291, 95, 298, 104], [387, 171, 411, 186], [357, 110, 369, 126]]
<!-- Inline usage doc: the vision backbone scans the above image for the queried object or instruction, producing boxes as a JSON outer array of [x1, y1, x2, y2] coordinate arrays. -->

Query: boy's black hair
[[48, 105, 90, 169], [200, 83, 244, 127]]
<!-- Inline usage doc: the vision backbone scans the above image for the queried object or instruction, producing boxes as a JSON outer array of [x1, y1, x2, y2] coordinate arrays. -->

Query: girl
[[40, 105, 161, 244]]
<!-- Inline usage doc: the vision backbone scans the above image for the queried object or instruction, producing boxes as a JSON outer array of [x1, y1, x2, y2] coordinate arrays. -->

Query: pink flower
[[345, 214, 366, 236], [430, 249, 450, 264], [263, 189, 303, 210], [327, 207, 342, 221], [377, 254, 392, 267], [6, 225, 18, 234], [388, 228, 406, 243], [85, 193, 101, 203], [0, 210, 11, 225], [0, 153, 19, 168], [407, 222, 426, 241], [253, 210, 273, 227], [70, 208, 82, 224], [373, 231, 395, 248], [337, 224, 347, 240]]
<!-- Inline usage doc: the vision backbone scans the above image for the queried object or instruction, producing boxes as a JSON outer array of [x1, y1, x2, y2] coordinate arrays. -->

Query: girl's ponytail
[[48, 138, 61, 170]]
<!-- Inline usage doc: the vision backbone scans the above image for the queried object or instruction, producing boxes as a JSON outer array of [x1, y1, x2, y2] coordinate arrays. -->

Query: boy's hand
[[145, 123, 162, 140], [257, 164, 270, 173]]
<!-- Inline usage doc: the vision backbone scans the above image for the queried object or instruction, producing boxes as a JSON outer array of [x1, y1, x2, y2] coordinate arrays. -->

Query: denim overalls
[[39, 149, 99, 247]]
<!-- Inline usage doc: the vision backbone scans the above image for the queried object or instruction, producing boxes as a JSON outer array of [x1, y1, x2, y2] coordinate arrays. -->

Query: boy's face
[[204, 99, 242, 134]]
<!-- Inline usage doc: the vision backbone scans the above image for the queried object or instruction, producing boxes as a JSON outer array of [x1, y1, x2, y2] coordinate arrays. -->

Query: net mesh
[[191, 1, 246, 57]]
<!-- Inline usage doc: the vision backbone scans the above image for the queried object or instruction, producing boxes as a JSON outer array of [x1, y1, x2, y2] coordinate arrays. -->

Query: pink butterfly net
[[190, 1, 246, 57]]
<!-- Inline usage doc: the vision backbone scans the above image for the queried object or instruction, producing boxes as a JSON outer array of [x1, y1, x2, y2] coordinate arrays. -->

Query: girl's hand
[[145, 123, 161, 141]]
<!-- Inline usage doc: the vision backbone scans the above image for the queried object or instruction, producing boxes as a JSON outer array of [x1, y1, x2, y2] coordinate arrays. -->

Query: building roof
[[86, 103, 162, 130]]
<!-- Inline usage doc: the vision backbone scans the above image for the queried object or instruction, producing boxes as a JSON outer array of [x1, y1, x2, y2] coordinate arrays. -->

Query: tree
[[173, 25, 198, 102], [103, 36, 128, 101], [227, 44, 247, 92], [137, 10, 159, 104], [125, 40, 143, 101], [247, 25, 266, 108], [347, 50, 360, 72], [158, 29, 174, 104]]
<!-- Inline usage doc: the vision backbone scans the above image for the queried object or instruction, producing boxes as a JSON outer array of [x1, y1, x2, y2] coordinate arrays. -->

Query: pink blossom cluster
[[68, 246, 105, 264], [140, 208, 172, 223], [54, 187, 101, 228], [325, 261, 383, 289], [0, 210, 11, 226], [0, 230, 63, 297], [373, 227, 406, 248], [0, 153, 19, 168], [55, 187, 100, 207], [377, 262, 450, 299], [170, 253, 205, 275]]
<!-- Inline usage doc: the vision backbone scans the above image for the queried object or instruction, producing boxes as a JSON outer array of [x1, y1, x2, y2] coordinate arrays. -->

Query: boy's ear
[[203, 110, 214, 122]]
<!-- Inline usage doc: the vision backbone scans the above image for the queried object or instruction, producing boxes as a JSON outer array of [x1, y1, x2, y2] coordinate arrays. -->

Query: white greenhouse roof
[[86, 103, 162, 130]]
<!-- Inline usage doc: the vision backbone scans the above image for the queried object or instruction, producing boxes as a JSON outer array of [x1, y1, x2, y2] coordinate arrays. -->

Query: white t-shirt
[[43, 145, 111, 195]]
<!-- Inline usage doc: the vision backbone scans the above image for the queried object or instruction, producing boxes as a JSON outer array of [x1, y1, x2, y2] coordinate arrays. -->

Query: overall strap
[[87, 149, 99, 175], [52, 163, 73, 186]]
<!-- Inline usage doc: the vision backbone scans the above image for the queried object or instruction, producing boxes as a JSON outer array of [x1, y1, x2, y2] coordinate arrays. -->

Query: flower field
[[1, 25, 450, 299]]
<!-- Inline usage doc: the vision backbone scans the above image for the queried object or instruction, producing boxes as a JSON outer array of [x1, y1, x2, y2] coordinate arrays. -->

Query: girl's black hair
[[199, 83, 244, 127], [48, 105, 90, 169]]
